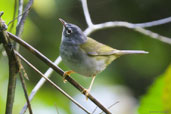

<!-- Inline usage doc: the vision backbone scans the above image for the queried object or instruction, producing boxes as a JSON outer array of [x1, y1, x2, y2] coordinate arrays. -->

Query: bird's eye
[[66, 29, 72, 35]]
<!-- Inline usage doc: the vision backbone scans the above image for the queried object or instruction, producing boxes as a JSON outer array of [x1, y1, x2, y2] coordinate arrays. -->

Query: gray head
[[59, 18, 87, 45]]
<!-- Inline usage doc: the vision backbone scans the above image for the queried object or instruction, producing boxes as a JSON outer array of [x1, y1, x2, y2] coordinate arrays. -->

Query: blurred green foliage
[[138, 65, 171, 114], [163, 65, 171, 113], [138, 68, 164, 114], [0, 0, 171, 113]]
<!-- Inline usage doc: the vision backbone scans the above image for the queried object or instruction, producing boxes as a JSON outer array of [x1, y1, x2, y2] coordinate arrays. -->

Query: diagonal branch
[[20, 56, 62, 113], [14, 51, 90, 114], [8, 32, 111, 114], [18, 71, 33, 114], [134, 27, 171, 44], [99, 101, 120, 114]]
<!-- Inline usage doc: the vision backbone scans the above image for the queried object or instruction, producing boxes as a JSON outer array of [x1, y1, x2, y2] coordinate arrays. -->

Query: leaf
[[138, 65, 171, 114], [163, 65, 171, 114]]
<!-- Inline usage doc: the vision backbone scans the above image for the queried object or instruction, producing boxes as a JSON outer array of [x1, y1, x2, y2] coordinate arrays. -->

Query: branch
[[1, 12, 30, 114], [18, 71, 33, 114], [84, 18, 171, 35], [91, 107, 98, 114], [83, 21, 171, 44], [15, 0, 33, 52], [134, 27, 171, 44], [54, 104, 60, 114], [16, 0, 33, 37], [99, 101, 119, 114], [14, 51, 90, 114], [8, 32, 111, 114], [81, 0, 93, 26], [81, 0, 171, 45], [0, 13, 19, 114], [21, 56, 62, 113], [17, 0, 23, 25], [130, 16, 171, 28]]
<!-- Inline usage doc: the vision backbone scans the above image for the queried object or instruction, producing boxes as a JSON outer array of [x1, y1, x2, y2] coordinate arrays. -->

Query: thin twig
[[21, 56, 62, 113], [7, 10, 27, 27], [54, 104, 60, 114], [15, 51, 90, 114], [17, 0, 23, 25], [15, 0, 33, 51], [16, 0, 33, 37], [8, 32, 111, 114], [108, 101, 119, 110], [91, 106, 98, 114], [99, 101, 119, 114], [18, 71, 33, 114], [131, 16, 171, 28], [83, 21, 171, 44], [134, 27, 171, 44]]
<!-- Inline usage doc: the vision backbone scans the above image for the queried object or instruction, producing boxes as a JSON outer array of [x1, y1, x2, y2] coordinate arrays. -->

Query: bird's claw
[[82, 89, 90, 100], [63, 70, 74, 83], [63, 75, 67, 83]]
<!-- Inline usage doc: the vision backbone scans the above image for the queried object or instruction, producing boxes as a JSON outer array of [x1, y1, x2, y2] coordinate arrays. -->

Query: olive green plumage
[[80, 37, 118, 66], [80, 37, 117, 56]]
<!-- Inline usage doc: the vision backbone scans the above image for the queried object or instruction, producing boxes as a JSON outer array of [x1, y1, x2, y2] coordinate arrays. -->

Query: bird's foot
[[82, 88, 90, 101], [63, 70, 75, 83]]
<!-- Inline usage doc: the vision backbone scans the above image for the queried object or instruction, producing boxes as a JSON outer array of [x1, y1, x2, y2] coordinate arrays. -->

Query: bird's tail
[[114, 50, 149, 55]]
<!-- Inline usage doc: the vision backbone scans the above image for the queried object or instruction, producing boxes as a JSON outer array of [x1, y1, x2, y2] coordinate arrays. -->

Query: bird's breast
[[60, 44, 82, 64], [60, 44, 105, 77]]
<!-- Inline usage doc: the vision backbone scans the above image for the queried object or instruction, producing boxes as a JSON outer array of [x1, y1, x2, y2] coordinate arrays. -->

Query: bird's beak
[[59, 18, 67, 28]]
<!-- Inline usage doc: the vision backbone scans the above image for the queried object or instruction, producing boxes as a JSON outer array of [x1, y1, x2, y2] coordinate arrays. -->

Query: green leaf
[[138, 65, 171, 114], [163, 65, 171, 114]]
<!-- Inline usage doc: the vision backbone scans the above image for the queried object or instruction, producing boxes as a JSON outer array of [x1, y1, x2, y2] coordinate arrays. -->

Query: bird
[[59, 18, 148, 98]]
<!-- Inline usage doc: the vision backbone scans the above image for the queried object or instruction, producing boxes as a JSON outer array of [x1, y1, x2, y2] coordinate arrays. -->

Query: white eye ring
[[66, 29, 72, 35]]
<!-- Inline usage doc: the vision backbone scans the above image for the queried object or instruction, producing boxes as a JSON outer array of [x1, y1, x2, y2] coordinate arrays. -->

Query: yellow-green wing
[[80, 37, 117, 56]]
